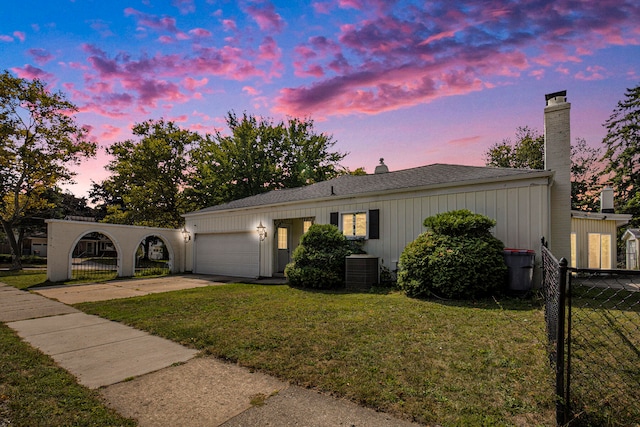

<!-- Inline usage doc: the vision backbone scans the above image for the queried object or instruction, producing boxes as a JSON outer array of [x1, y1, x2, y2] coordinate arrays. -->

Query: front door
[[277, 225, 290, 273]]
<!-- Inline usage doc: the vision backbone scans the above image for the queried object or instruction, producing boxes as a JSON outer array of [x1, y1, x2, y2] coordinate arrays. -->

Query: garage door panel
[[195, 233, 259, 277]]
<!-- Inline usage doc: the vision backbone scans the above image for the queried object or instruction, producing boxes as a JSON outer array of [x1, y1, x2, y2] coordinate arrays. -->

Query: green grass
[[0, 323, 135, 427], [0, 270, 139, 289], [76, 284, 556, 426], [0, 270, 49, 290]]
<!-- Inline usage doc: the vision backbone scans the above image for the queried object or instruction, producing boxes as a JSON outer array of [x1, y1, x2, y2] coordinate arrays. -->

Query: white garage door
[[195, 232, 259, 277]]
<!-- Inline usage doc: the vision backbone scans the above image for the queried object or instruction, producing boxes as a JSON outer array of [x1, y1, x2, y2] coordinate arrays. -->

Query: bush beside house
[[285, 224, 353, 289], [398, 210, 507, 299]]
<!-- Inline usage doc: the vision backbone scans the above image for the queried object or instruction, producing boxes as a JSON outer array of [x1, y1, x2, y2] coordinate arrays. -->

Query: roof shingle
[[185, 163, 551, 215]]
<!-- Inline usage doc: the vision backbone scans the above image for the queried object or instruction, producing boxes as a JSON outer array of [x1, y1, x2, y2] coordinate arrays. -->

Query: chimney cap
[[374, 158, 389, 174], [545, 90, 567, 101]]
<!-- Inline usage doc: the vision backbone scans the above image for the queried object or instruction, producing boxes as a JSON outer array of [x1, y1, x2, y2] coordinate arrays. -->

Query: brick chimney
[[544, 91, 571, 260]]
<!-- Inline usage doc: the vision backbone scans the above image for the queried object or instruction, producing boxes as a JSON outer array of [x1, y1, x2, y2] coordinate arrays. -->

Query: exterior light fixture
[[257, 221, 267, 241], [181, 226, 191, 242]]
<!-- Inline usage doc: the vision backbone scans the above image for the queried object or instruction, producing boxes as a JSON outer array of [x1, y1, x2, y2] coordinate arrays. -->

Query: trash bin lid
[[503, 248, 535, 254]]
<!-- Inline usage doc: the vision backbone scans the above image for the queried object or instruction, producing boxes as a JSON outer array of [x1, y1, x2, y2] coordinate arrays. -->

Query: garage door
[[195, 232, 259, 277]]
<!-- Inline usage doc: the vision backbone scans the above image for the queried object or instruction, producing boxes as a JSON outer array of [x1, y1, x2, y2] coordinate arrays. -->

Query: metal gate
[[71, 232, 119, 282], [135, 235, 170, 277]]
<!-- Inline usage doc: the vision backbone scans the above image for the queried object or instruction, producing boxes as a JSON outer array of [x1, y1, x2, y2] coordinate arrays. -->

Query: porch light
[[257, 221, 267, 241], [181, 226, 191, 242]]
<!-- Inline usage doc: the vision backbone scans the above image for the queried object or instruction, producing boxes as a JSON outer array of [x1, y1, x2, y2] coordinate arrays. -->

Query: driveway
[[33, 274, 285, 304]]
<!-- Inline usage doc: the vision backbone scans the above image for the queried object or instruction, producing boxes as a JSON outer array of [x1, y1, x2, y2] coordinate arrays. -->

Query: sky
[[2, 0, 639, 200]]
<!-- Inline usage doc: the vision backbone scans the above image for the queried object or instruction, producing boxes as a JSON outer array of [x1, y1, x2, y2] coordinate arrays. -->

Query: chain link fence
[[568, 271, 640, 426], [541, 240, 640, 426]]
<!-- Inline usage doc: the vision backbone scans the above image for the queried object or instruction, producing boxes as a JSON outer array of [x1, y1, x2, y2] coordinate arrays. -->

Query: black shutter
[[330, 212, 339, 227], [369, 209, 380, 239]]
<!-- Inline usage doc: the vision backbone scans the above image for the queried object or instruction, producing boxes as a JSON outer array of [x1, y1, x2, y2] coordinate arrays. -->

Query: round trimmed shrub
[[285, 224, 353, 289], [397, 209, 507, 299]]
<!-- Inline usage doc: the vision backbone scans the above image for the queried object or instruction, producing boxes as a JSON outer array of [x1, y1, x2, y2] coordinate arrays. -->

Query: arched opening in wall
[[71, 232, 119, 281], [135, 235, 171, 277]]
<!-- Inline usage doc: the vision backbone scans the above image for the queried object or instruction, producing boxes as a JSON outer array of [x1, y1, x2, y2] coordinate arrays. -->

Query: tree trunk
[[1, 219, 22, 270]]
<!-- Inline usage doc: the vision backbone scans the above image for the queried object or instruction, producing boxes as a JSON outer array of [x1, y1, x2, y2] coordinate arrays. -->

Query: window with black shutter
[[330, 212, 339, 227], [369, 209, 380, 239]]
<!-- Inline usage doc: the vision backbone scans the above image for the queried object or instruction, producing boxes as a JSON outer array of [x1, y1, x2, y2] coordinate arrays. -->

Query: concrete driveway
[[33, 274, 284, 304]]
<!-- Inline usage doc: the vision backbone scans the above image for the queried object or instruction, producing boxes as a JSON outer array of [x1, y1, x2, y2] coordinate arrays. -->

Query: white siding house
[[183, 164, 553, 279], [182, 91, 574, 283]]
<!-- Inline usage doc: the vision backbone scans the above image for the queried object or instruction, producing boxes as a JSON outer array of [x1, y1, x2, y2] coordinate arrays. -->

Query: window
[[570, 233, 577, 268], [277, 227, 288, 250], [342, 212, 367, 238], [588, 233, 612, 269]]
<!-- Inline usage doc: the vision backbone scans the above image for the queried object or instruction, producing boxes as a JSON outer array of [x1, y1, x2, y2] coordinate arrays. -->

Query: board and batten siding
[[184, 176, 549, 278], [571, 217, 619, 269]]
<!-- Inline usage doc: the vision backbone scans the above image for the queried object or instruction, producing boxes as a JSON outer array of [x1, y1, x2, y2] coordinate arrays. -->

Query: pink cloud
[[124, 8, 180, 33], [245, 2, 285, 33], [28, 48, 54, 65], [575, 65, 607, 81], [89, 20, 114, 37], [11, 65, 55, 81], [242, 86, 261, 96], [183, 76, 208, 90], [312, 2, 332, 14], [99, 124, 123, 141], [448, 136, 482, 147], [222, 19, 237, 31], [275, 0, 640, 117], [338, 0, 364, 10], [0, 35, 13, 42], [13, 31, 26, 42], [172, 0, 195, 14], [189, 28, 211, 38]]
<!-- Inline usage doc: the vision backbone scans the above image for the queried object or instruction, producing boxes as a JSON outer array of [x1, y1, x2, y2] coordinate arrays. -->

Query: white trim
[[340, 210, 369, 239]]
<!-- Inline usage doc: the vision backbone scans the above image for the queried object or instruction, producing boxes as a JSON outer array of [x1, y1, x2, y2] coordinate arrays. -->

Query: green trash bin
[[503, 249, 535, 292]]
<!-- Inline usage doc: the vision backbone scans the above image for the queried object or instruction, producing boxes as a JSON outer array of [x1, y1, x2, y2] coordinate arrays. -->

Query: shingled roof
[[185, 163, 552, 215]]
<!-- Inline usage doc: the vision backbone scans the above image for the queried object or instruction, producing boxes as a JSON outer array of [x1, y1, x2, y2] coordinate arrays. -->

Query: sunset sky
[[2, 0, 639, 199]]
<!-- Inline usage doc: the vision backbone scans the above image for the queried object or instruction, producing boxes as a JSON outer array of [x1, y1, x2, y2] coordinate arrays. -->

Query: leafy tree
[[601, 84, 640, 226], [0, 71, 94, 269], [571, 138, 602, 211], [485, 126, 544, 170], [91, 119, 199, 228], [484, 127, 603, 211], [187, 112, 346, 207]]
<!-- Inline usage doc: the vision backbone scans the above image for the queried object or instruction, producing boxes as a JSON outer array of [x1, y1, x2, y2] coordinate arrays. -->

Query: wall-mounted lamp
[[181, 226, 191, 242], [257, 221, 267, 241]]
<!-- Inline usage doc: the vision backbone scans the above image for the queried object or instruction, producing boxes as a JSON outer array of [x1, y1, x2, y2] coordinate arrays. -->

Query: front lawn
[[0, 270, 48, 289], [76, 284, 555, 425]]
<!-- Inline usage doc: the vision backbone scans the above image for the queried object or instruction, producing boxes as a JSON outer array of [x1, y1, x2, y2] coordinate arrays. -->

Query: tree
[[485, 126, 544, 170], [484, 127, 603, 211], [601, 84, 640, 226], [571, 138, 602, 211], [186, 112, 346, 207], [91, 119, 200, 228], [0, 71, 94, 269]]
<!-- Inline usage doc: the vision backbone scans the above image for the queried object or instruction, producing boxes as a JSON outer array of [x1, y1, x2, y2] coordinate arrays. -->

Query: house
[[182, 92, 574, 282], [622, 229, 640, 270], [570, 187, 631, 269]]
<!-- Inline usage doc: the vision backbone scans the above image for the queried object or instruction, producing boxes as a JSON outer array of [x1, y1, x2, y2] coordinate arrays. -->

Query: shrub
[[285, 224, 353, 289], [398, 210, 507, 299]]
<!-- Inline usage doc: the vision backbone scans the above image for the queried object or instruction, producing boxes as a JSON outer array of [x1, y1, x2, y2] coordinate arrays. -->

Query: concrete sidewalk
[[1, 280, 422, 426]]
